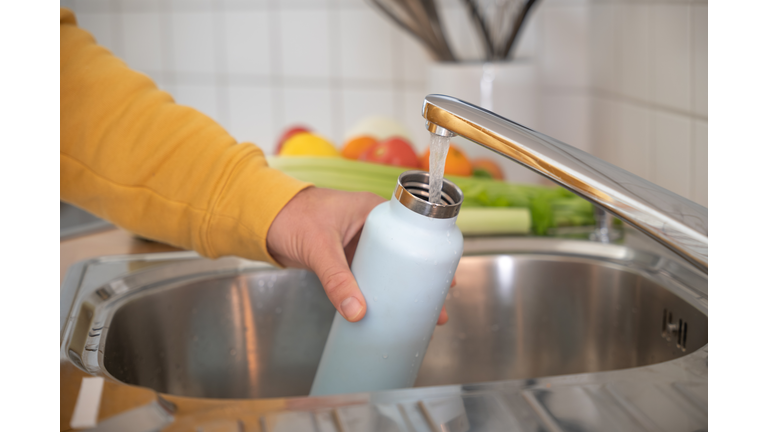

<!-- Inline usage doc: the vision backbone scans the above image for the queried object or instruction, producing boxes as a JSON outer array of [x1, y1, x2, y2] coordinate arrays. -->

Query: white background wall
[[61, 0, 707, 207], [587, 0, 708, 207]]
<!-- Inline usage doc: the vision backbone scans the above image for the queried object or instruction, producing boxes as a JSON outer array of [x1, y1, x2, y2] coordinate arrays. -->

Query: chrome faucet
[[422, 94, 708, 273]]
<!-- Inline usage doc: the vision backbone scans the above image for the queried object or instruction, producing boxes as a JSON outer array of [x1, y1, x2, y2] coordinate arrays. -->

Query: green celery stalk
[[267, 156, 594, 235], [457, 207, 531, 235]]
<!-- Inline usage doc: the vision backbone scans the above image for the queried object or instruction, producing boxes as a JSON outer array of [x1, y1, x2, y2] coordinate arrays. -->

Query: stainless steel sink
[[93, 245, 706, 400], [61, 235, 707, 431]]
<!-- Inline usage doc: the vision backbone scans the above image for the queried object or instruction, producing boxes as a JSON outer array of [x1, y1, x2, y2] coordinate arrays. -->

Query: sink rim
[[61, 237, 708, 376]]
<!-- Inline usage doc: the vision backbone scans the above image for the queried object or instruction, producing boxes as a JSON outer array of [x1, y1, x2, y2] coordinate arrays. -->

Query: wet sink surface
[[96, 244, 707, 399]]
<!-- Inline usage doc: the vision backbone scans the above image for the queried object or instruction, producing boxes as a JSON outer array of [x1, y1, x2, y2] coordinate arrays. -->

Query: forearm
[[60, 8, 310, 264]]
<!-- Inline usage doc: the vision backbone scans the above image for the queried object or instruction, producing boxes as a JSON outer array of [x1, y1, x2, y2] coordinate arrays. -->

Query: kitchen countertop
[[60, 228, 181, 284]]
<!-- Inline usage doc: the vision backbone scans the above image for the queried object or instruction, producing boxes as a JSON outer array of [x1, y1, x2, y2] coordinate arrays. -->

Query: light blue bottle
[[310, 171, 464, 396]]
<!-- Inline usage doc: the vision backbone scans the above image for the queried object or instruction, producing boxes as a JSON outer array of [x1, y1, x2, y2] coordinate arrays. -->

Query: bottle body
[[309, 195, 463, 396]]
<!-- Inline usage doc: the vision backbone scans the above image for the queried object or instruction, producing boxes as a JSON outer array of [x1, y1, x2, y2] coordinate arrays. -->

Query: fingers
[[308, 236, 367, 323], [436, 278, 455, 326], [437, 305, 449, 325]]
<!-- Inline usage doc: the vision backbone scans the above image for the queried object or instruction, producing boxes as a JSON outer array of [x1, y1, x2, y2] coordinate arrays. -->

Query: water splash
[[428, 133, 451, 204]]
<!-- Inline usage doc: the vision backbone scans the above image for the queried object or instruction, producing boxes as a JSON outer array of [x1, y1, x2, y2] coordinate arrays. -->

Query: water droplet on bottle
[[382, 354, 388, 359], [192, 335, 199, 342], [414, 299, 418, 303], [276, 307, 282, 314], [374, 296, 378, 302], [415, 352, 419, 357], [191, 308, 198, 314], [230, 349, 237, 356]]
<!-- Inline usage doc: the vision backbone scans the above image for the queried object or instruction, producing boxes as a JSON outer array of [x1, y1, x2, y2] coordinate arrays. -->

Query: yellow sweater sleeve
[[60, 8, 311, 266]]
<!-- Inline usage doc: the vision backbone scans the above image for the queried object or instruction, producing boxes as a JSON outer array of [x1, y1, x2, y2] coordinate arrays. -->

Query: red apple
[[359, 137, 420, 168]]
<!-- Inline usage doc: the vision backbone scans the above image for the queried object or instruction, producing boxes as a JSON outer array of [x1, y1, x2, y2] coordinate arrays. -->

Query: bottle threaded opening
[[394, 171, 463, 219]]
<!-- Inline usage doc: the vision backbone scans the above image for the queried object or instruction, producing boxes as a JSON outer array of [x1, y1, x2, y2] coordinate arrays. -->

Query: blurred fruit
[[341, 135, 377, 160], [345, 116, 412, 142], [279, 132, 340, 157], [471, 158, 504, 180], [420, 144, 473, 176], [359, 137, 420, 168], [275, 125, 311, 154]]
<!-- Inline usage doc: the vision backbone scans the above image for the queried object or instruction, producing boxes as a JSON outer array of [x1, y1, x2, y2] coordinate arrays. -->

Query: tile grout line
[[647, 2, 657, 185], [590, 89, 707, 122], [160, 0, 176, 93], [391, 16, 404, 133], [111, 0, 124, 60], [689, 3, 698, 202], [213, 0, 230, 130], [329, 0, 344, 144], [608, 1, 619, 166], [151, 71, 426, 91], [268, 0, 284, 139]]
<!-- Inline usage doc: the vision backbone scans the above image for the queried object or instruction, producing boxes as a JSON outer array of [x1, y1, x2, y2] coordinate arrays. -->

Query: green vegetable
[[472, 167, 494, 179], [457, 207, 531, 234], [267, 156, 595, 235]]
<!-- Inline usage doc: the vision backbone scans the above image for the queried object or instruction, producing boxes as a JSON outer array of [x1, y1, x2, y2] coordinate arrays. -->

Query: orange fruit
[[472, 158, 504, 180], [341, 135, 377, 160], [420, 144, 473, 176]]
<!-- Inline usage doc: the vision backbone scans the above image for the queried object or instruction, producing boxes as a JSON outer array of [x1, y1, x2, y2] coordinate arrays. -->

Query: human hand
[[266, 187, 450, 324]]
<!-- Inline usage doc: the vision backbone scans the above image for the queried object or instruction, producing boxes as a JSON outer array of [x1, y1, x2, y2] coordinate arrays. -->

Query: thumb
[[308, 236, 367, 322]]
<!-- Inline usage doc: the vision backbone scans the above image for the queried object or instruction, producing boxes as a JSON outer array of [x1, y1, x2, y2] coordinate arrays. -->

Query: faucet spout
[[422, 94, 708, 273], [425, 121, 456, 138]]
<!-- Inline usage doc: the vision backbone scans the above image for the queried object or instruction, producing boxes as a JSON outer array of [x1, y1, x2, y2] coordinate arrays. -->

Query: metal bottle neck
[[393, 171, 463, 219]]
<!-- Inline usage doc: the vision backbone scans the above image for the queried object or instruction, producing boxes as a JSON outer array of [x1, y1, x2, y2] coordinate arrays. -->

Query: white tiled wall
[[61, 0, 430, 155], [586, 0, 708, 207], [61, 0, 707, 206]]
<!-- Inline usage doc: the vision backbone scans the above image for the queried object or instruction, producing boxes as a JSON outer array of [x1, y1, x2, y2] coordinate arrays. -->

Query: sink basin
[[64, 238, 707, 402]]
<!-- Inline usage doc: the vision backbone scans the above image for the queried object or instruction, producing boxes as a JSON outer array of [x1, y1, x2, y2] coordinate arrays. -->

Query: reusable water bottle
[[310, 170, 464, 396]]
